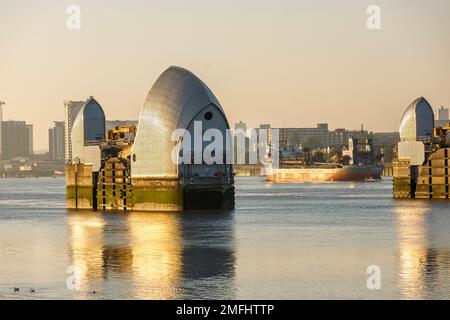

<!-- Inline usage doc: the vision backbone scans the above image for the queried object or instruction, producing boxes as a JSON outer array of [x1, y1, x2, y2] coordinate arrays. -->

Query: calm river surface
[[0, 177, 449, 299]]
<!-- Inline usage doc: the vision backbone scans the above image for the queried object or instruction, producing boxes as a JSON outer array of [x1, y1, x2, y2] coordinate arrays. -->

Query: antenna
[[0, 101, 5, 119], [280, 120, 288, 149]]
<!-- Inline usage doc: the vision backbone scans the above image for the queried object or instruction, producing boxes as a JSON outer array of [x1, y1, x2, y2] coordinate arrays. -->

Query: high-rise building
[[438, 106, 449, 121], [277, 123, 330, 149], [64, 99, 87, 162], [436, 106, 449, 127], [0, 101, 4, 159], [26, 124, 33, 156], [259, 124, 272, 145], [233, 121, 249, 164], [1, 121, 32, 159], [234, 120, 247, 132], [49, 121, 65, 161]]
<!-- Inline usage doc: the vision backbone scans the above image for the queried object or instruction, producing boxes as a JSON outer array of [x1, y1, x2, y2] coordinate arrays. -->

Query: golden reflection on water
[[395, 202, 430, 300], [67, 211, 183, 299], [67, 212, 106, 298], [127, 212, 182, 299]]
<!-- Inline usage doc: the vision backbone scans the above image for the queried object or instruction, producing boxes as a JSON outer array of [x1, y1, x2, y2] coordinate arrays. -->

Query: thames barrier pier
[[393, 97, 450, 199], [66, 66, 235, 211]]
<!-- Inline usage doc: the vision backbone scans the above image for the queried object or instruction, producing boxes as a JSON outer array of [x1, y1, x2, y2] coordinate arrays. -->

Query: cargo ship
[[267, 163, 383, 182], [267, 136, 383, 182]]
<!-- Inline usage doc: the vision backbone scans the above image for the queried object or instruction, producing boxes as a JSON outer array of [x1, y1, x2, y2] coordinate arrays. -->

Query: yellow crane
[[107, 125, 137, 141], [433, 122, 450, 148]]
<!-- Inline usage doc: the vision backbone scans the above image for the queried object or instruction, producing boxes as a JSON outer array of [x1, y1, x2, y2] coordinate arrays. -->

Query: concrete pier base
[[131, 177, 183, 212], [67, 166, 235, 212], [393, 159, 413, 198], [393, 148, 450, 199], [66, 163, 95, 209], [415, 148, 449, 199]]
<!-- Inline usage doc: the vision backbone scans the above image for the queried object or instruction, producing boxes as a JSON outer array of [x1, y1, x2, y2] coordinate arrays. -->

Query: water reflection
[[179, 213, 236, 299], [127, 213, 182, 299], [395, 202, 430, 299], [67, 211, 235, 299], [395, 201, 450, 300], [68, 212, 106, 298]]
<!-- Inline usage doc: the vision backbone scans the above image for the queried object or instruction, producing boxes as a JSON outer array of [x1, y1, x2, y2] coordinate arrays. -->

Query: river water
[[0, 177, 449, 299]]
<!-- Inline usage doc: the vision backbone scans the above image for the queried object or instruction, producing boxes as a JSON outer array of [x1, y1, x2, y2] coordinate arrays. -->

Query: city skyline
[[1, 0, 450, 150], [0, 100, 448, 154]]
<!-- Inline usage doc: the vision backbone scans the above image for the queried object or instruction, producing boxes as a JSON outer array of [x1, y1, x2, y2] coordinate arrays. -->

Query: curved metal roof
[[131, 66, 228, 178], [71, 97, 105, 144], [71, 97, 105, 168], [399, 97, 434, 141]]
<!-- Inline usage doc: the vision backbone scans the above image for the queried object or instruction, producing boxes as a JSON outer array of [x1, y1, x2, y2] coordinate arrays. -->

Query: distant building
[[106, 120, 138, 131], [334, 128, 348, 146], [233, 121, 248, 164], [1, 121, 33, 160], [234, 121, 247, 132], [438, 106, 449, 121], [64, 99, 87, 162], [26, 124, 33, 156], [278, 123, 331, 149], [372, 132, 400, 146], [49, 121, 65, 161], [258, 124, 272, 145], [436, 106, 449, 127], [0, 101, 4, 159], [273, 122, 397, 164]]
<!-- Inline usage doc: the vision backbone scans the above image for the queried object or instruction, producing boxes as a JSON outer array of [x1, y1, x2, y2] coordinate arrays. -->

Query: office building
[[258, 124, 272, 145], [278, 123, 331, 149], [26, 124, 33, 156], [436, 106, 449, 127], [234, 121, 247, 132], [0, 101, 4, 159], [438, 106, 449, 121], [64, 99, 87, 162], [49, 121, 65, 161], [1, 121, 32, 159]]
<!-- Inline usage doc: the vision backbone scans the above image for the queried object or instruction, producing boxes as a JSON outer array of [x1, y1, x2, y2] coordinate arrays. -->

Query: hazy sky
[[1, 0, 449, 150]]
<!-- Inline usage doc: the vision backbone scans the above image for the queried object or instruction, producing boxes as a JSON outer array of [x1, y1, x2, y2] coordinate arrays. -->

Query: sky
[[0, 0, 449, 150]]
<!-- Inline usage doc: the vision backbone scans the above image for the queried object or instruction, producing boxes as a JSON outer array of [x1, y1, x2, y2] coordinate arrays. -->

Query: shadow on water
[[66, 210, 236, 299]]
